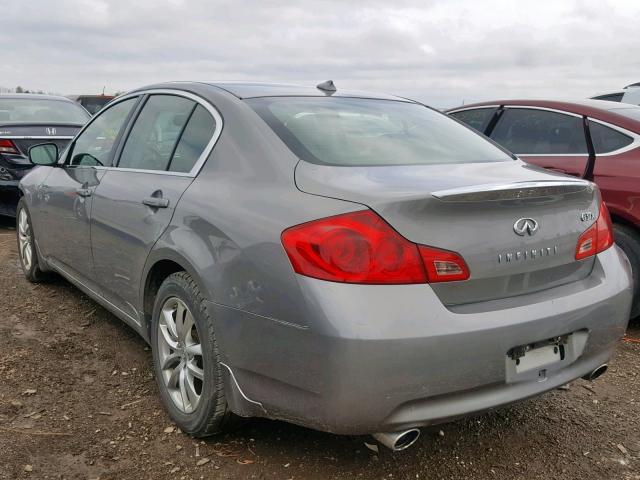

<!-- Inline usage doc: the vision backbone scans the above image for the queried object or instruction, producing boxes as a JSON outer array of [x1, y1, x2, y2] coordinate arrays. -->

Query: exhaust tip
[[582, 364, 608, 381], [372, 428, 421, 451]]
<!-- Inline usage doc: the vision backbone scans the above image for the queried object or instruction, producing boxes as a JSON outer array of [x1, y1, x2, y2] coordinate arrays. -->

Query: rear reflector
[[281, 210, 470, 284], [0, 139, 19, 154], [575, 200, 614, 260]]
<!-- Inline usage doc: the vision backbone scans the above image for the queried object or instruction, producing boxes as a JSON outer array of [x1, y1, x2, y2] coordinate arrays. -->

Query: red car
[[448, 99, 640, 317]]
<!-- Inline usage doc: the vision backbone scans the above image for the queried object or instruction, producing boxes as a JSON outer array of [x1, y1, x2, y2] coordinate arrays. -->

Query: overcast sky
[[1, 0, 639, 107]]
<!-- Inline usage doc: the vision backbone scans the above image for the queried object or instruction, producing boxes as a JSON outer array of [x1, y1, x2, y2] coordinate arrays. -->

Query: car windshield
[[0, 98, 89, 124], [248, 97, 514, 166]]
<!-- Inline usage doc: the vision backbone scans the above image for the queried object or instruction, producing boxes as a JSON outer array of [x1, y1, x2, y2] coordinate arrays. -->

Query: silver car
[[17, 82, 633, 451]]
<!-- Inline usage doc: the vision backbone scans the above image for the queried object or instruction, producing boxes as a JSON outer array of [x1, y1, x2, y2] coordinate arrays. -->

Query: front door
[[37, 96, 140, 285], [91, 93, 217, 322]]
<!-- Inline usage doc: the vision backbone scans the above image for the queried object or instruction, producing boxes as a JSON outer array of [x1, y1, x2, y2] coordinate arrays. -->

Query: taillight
[[281, 210, 470, 284], [575, 201, 614, 260], [0, 139, 19, 154]]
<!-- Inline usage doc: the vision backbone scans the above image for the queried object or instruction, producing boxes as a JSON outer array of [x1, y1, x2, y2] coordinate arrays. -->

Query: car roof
[[448, 99, 640, 133], [159, 81, 412, 102]]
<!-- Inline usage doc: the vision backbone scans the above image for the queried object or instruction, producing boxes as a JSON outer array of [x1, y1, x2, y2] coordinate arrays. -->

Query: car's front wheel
[[16, 198, 47, 283], [151, 271, 236, 436], [614, 224, 640, 319]]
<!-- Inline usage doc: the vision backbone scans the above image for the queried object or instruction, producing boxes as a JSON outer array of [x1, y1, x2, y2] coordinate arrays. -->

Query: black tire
[[16, 197, 47, 283], [614, 224, 640, 319], [151, 271, 236, 436]]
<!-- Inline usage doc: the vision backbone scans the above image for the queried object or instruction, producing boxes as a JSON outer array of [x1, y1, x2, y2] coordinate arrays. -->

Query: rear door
[[489, 107, 590, 177], [91, 92, 219, 321]]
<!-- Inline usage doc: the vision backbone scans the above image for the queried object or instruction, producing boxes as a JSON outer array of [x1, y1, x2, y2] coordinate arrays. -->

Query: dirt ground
[[0, 215, 639, 480]]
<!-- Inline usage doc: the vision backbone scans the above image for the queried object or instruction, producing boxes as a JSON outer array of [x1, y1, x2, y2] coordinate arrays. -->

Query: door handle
[[76, 187, 92, 197], [142, 197, 170, 208]]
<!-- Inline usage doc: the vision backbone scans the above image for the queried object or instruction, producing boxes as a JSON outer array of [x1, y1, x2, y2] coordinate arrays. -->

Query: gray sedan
[[17, 82, 632, 451]]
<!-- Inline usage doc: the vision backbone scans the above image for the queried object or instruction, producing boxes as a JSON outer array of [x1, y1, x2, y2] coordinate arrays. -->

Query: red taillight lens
[[575, 201, 614, 260], [281, 210, 470, 284], [0, 139, 19, 154], [419, 245, 471, 283]]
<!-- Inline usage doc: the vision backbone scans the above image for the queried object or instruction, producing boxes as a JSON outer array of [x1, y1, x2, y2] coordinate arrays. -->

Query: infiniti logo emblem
[[513, 218, 539, 236]]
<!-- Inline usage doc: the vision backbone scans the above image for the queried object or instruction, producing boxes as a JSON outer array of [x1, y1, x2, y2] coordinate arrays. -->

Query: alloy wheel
[[18, 209, 33, 271], [157, 297, 204, 414]]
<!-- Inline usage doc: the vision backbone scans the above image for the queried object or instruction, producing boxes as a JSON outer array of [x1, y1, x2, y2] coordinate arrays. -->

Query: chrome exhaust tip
[[372, 428, 421, 451], [582, 364, 608, 381]]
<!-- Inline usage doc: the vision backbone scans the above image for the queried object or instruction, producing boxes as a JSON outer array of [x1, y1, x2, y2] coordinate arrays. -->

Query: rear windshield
[[248, 97, 514, 166], [0, 98, 90, 124]]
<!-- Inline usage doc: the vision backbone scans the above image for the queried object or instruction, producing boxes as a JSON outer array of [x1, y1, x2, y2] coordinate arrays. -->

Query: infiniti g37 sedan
[[0, 94, 89, 216], [17, 82, 632, 451]]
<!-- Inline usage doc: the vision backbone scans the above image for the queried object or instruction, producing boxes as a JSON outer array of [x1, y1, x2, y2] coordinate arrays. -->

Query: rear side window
[[169, 105, 215, 173], [118, 95, 195, 171], [491, 108, 588, 155], [589, 121, 633, 154], [449, 108, 496, 133], [248, 97, 513, 166]]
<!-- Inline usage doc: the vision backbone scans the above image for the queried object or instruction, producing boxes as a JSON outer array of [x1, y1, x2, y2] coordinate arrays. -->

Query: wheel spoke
[[185, 371, 200, 407], [180, 311, 195, 342], [178, 367, 190, 411], [186, 360, 204, 380], [185, 344, 202, 356], [167, 360, 183, 388], [162, 308, 178, 341], [159, 324, 178, 349], [161, 352, 181, 371], [175, 302, 187, 339]]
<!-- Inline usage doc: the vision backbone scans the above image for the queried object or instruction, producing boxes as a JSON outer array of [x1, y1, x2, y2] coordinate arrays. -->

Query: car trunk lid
[[0, 123, 81, 159], [295, 160, 598, 305]]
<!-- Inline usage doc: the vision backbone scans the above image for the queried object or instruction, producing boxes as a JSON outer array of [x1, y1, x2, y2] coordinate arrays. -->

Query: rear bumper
[[0, 180, 20, 217], [209, 246, 632, 435]]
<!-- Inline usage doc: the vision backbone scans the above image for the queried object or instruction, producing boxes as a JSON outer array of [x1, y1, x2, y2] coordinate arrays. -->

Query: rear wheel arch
[[142, 252, 212, 340]]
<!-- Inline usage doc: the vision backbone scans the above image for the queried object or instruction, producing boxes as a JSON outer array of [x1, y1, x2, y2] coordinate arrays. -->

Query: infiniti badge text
[[498, 244, 560, 264]]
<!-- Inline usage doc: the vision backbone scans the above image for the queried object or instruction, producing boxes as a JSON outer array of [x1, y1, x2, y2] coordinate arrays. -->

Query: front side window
[[69, 97, 138, 167], [589, 121, 633, 154], [118, 95, 195, 171], [491, 108, 588, 155], [449, 108, 496, 133], [248, 97, 513, 166]]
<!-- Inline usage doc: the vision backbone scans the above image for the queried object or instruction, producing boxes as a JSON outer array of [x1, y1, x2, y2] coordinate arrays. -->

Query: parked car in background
[[0, 94, 89, 216], [68, 94, 115, 115], [448, 99, 640, 317], [591, 82, 640, 105], [17, 82, 632, 450]]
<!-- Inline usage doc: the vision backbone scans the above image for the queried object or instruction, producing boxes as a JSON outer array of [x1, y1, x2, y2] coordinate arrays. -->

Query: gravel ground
[[0, 215, 639, 480]]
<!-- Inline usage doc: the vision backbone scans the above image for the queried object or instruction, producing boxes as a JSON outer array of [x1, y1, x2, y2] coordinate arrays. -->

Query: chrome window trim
[[447, 105, 499, 114], [502, 105, 584, 119], [58, 88, 223, 177]]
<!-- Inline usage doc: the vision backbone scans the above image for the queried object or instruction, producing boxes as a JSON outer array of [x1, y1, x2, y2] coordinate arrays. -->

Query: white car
[[592, 82, 640, 105]]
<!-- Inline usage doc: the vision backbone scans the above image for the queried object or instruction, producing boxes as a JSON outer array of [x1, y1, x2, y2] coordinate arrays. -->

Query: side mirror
[[28, 143, 59, 166]]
